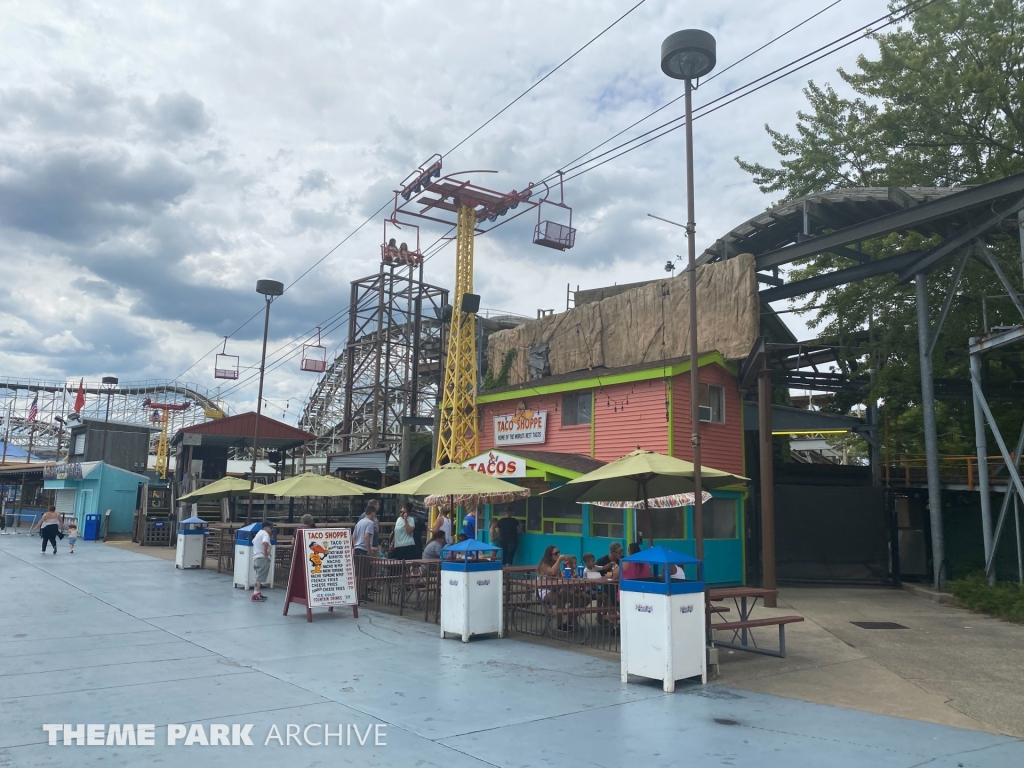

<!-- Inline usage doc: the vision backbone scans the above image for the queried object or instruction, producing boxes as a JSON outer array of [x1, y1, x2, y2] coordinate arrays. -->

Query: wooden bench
[[710, 615, 804, 658]]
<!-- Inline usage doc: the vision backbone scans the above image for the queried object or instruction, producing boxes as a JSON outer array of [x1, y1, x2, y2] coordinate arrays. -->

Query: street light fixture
[[247, 279, 284, 523], [661, 29, 716, 561], [99, 376, 119, 464]]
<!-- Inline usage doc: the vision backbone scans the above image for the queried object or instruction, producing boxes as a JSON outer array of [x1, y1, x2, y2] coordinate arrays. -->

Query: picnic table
[[706, 586, 803, 658]]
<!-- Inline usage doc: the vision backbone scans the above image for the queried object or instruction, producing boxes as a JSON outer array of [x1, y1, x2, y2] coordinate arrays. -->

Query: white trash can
[[619, 546, 706, 692], [233, 523, 276, 589], [440, 540, 504, 643], [175, 516, 207, 569]]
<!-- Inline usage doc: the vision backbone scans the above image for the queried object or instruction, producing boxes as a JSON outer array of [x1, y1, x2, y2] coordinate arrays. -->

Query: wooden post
[[759, 364, 777, 608]]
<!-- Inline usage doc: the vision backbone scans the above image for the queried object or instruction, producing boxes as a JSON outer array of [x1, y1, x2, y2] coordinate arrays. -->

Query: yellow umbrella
[[178, 476, 256, 502], [383, 464, 529, 506], [258, 472, 367, 497]]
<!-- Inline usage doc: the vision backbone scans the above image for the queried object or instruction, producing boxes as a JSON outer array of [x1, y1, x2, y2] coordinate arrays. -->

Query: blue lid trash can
[[83, 513, 100, 541], [440, 539, 504, 642]]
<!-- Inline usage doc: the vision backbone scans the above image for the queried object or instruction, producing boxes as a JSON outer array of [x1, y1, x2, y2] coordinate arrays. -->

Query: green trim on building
[[477, 352, 734, 403]]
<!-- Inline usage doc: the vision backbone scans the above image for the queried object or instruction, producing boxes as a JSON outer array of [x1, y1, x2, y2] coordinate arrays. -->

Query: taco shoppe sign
[[493, 410, 546, 446], [463, 451, 526, 478]]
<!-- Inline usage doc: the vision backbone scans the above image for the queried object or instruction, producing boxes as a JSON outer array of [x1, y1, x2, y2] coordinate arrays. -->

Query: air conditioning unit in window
[[698, 405, 713, 422]]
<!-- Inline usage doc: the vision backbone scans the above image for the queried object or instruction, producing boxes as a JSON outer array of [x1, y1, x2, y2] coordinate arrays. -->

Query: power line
[[553, 0, 937, 185], [175, 2, 647, 383], [444, 0, 649, 158], [552, 0, 845, 177]]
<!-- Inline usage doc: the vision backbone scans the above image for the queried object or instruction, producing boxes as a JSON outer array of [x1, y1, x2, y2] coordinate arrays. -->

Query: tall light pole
[[99, 376, 119, 463], [661, 29, 716, 561], [247, 279, 284, 523]]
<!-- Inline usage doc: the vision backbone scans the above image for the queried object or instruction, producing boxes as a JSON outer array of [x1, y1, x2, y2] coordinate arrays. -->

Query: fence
[[504, 567, 621, 653], [354, 554, 442, 623], [884, 455, 1014, 489]]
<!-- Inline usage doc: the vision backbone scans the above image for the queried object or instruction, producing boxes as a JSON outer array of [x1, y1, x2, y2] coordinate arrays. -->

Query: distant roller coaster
[[0, 379, 225, 461]]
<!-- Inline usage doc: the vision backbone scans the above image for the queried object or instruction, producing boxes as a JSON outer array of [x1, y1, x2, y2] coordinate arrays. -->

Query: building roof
[[503, 449, 605, 477], [0, 462, 48, 476], [171, 412, 314, 450]]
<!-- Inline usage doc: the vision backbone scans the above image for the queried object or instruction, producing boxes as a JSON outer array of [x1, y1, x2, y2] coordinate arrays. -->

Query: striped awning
[[586, 491, 713, 509]]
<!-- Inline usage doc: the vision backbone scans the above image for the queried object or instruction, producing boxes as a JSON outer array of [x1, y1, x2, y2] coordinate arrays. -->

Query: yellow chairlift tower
[[390, 159, 576, 467], [144, 398, 191, 480]]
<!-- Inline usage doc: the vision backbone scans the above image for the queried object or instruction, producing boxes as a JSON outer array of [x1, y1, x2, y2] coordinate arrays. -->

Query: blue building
[[43, 462, 147, 536]]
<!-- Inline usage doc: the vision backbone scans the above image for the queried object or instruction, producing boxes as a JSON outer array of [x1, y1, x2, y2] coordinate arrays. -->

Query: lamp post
[[99, 376, 119, 463], [247, 279, 284, 523], [661, 29, 716, 561]]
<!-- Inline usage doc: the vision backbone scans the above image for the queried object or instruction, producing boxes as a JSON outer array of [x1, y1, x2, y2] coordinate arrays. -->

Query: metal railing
[[354, 554, 441, 623], [504, 567, 621, 653], [884, 454, 1016, 489]]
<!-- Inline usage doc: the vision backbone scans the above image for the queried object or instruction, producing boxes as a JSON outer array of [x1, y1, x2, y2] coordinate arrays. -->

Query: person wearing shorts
[[251, 522, 274, 603]]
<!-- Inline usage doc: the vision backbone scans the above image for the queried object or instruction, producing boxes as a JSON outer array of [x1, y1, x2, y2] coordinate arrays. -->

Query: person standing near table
[[495, 506, 521, 566], [251, 522, 274, 603], [431, 507, 452, 545], [462, 508, 477, 540], [391, 504, 417, 560]]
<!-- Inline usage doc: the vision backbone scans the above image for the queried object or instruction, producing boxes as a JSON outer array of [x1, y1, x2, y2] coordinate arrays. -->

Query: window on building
[[699, 383, 725, 423], [702, 497, 738, 539], [636, 507, 686, 540], [561, 391, 592, 426], [73, 433, 86, 455], [540, 494, 582, 534], [526, 499, 542, 533], [591, 506, 624, 539]]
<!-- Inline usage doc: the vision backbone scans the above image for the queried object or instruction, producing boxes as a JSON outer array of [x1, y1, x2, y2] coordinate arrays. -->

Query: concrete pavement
[[2, 533, 1022, 767]]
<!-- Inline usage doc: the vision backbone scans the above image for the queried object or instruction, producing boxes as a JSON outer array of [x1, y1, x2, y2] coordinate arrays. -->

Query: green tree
[[737, 0, 1024, 458]]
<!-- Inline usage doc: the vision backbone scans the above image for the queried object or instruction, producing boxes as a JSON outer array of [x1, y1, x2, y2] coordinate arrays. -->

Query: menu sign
[[302, 528, 357, 608], [493, 410, 547, 446]]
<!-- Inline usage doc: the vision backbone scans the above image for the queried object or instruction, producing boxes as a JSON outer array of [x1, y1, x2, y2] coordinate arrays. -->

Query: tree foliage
[[737, 0, 1024, 457]]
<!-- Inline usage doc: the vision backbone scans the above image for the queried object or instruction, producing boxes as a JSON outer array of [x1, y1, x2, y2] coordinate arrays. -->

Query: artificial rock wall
[[486, 253, 759, 386]]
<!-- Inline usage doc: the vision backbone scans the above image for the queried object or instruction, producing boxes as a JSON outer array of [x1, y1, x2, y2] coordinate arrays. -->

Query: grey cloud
[[71, 277, 118, 300], [0, 147, 194, 243], [135, 91, 211, 141], [295, 169, 334, 196], [291, 205, 344, 233], [0, 75, 121, 134]]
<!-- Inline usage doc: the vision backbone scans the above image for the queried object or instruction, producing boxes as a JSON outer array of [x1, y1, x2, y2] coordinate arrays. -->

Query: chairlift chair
[[300, 327, 328, 373], [533, 172, 576, 251], [214, 337, 240, 380]]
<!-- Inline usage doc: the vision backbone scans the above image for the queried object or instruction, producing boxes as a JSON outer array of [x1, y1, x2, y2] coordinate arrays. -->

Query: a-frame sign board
[[283, 528, 359, 623]]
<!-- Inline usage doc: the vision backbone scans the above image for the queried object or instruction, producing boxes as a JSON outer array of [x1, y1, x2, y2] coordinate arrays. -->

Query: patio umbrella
[[542, 448, 746, 508], [383, 464, 529, 507], [177, 476, 257, 502], [258, 472, 367, 497]]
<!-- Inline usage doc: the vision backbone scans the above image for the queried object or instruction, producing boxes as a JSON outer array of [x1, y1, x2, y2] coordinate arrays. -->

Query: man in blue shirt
[[462, 509, 476, 540]]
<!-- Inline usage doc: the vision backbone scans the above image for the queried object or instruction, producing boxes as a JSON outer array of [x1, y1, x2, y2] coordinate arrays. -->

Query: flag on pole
[[28, 394, 38, 422], [73, 379, 85, 413]]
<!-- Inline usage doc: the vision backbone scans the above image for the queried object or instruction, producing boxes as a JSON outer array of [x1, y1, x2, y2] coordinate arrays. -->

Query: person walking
[[462, 508, 477, 540], [66, 519, 79, 553], [251, 522, 274, 602], [31, 506, 63, 555], [353, 502, 379, 557], [391, 504, 417, 560], [495, 506, 521, 566]]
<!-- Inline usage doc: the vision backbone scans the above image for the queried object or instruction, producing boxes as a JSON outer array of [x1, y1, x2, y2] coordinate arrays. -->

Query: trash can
[[619, 546, 705, 691], [83, 513, 100, 541], [175, 516, 208, 570], [440, 539, 503, 643], [233, 523, 276, 589]]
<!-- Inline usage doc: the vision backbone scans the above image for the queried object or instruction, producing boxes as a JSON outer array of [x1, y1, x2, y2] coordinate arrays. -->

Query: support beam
[[757, 172, 1024, 270], [927, 248, 970, 357], [916, 273, 946, 588], [760, 251, 922, 303], [971, 352, 995, 584], [984, 420, 1024, 579], [981, 246, 1024, 321], [969, 367, 1024, 531], [758, 363, 776, 608], [897, 193, 1024, 283]]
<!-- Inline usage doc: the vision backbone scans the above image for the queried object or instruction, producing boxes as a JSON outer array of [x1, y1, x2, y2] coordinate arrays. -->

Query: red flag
[[73, 378, 85, 413]]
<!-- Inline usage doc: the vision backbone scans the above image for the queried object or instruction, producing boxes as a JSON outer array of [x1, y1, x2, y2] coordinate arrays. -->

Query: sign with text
[[493, 411, 546, 446], [463, 451, 526, 478], [302, 528, 357, 608], [43, 463, 83, 481]]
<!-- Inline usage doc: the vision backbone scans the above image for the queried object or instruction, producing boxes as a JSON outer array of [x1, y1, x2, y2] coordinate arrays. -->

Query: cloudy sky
[[0, 0, 892, 421]]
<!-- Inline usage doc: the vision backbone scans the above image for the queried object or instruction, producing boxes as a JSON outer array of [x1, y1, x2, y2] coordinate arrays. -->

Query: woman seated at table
[[619, 543, 652, 580], [422, 530, 446, 560], [536, 545, 574, 630]]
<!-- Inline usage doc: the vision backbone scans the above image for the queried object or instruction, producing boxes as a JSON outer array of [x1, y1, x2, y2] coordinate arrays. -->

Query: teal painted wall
[[45, 463, 143, 535], [480, 492, 745, 585]]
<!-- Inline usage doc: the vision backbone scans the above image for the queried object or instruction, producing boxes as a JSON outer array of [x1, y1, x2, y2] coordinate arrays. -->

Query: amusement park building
[[472, 352, 746, 585]]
